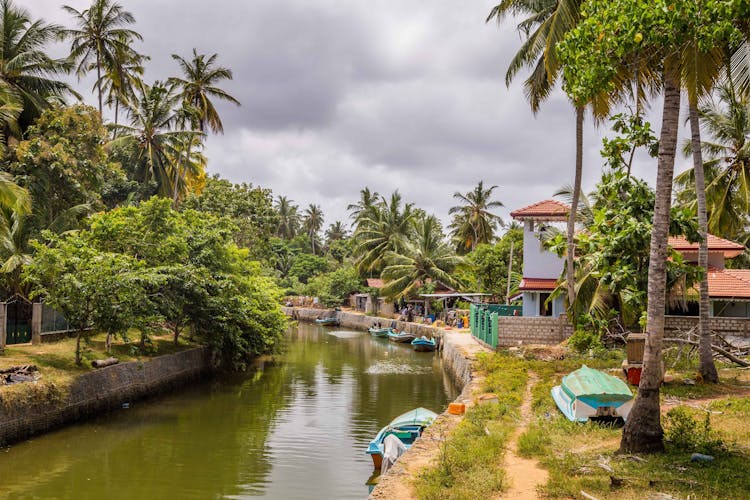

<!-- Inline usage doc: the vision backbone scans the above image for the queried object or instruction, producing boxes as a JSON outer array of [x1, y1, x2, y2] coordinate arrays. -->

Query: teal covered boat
[[387, 331, 416, 343], [368, 327, 392, 337], [366, 407, 437, 469], [411, 336, 436, 352], [551, 365, 634, 422], [315, 317, 339, 326]]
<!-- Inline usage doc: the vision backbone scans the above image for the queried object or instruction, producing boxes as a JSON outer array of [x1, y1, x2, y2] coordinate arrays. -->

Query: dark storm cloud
[[28, 0, 668, 228]]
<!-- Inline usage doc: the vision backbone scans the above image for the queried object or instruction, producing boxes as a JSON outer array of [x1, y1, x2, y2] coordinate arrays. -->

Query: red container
[[626, 366, 642, 386]]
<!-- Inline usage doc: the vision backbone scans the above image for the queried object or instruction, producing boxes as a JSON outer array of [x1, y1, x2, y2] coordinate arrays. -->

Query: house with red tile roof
[[512, 199, 750, 318], [511, 200, 570, 317]]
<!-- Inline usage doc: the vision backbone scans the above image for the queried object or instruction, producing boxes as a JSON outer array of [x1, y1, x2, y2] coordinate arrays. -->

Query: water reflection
[[0, 322, 457, 499]]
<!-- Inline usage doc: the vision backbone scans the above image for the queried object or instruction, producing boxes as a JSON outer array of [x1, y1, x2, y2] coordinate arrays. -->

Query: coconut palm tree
[[353, 191, 414, 276], [448, 181, 504, 253], [168, 49, 240, 134], [96, 38, 147, 131], [275, 196, 300, 239], [302, 204, 324, 255], [675, 84, 750, 241], [109, 81, 191, 196], [487, 0, 586, 306], [325, 221, 348, 242], [381, 216, 463, 299], [0, 0, 75, 137], [347, 187, 380, 224], [63, 0, 142, 116]]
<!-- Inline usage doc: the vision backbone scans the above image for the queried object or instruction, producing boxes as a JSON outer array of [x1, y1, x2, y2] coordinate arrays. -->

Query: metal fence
[[469, 303, 522, 349], [41, 303, 71, 333]]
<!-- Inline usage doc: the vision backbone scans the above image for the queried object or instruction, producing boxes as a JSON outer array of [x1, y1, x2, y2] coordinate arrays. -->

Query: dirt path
[[497, 371, 549, 500]]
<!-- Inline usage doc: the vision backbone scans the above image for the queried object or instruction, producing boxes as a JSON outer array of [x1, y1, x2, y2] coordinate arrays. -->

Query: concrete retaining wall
[[0, 347, 211, 446], [283, 307, 442, 339], [664, 315, 750, 338], [496, 315, 574, 347]]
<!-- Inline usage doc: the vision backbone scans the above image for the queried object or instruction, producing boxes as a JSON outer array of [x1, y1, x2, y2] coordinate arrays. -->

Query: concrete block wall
[[664, 315, 750, 338], [496, 315, 573, 347]]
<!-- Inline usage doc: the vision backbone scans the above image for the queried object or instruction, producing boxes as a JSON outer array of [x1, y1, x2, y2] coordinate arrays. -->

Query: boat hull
[[366, 408, 437, 470], [369, 327, 392, 337], [411, 337, 436, 352]]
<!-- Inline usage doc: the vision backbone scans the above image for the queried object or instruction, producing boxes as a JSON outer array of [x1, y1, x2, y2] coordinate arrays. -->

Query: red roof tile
[[669, 234, 745, 258], [511, 199, 570, 221], [519, 278, 558, 291], [707, 268, 750, 299], [366, 278, 384, 289]]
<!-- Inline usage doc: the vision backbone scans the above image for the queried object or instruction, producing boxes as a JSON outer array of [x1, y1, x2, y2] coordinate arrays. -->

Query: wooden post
[[0, 302, 6, 352], [31, 303, 42, 345]]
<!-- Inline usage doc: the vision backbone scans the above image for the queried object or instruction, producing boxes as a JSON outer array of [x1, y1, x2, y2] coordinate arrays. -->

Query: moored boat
[[368, 327, 392, 337], [366, 407, 437, 469], [551, 365, 634, 422], [315, 317, 339, 326], [387, 331, 416, 343], [411, 336, 436, 352]]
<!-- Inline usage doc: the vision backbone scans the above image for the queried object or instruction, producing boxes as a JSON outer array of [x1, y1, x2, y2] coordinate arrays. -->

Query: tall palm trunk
[[689, 101, 719, 383], [96, 52, 103, 116], [566, 106, 584, 308], [620, 68, 681, 454]]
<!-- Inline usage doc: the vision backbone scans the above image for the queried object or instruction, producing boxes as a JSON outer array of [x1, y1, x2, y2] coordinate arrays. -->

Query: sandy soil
[[496, 371, 549, 500]]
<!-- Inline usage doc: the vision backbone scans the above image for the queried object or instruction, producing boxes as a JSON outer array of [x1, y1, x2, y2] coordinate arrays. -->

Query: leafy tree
[[305, 266, 362, 307], [9, 105, 110, 231], [381, 215, 463, 299], [448, 181, 504, 253], [288, 253, 329, 284], [460, 227, 523, 300], [63, 0, 142, 115], [558, 0, 748, 453], [548, 169, 700, 328], [181, 175, 277, 260], [168, 49, 240, 134], [0, 0, 75, 138]]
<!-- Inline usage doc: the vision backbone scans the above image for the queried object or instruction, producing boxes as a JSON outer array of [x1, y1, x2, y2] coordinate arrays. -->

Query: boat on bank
[[366, 407, 438, 469], [411, 336, 436, 352], [551, 365, 634, 422], [387, 331, 416, 343], [315, 317, 339, 326]]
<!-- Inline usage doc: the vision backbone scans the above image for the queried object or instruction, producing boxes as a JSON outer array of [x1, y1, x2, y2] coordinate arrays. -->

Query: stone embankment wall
[[283, 307, 442, 339], [0, 347, 211, 447], [497, 315, 574, 347], [283, 307, 490, 499]]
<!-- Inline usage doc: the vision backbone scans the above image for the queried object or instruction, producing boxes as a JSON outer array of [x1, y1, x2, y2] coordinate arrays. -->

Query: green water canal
[[0, 322, 458, 499]]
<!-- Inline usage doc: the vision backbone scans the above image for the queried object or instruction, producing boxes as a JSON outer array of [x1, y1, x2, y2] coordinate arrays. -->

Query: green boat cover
[[561, 365, 632, 402], [389, 407, 437, 428]]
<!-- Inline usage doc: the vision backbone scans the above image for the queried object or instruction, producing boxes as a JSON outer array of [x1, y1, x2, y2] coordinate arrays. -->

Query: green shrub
[[664, 406, 725, 454], [567, 328, 603, 353]]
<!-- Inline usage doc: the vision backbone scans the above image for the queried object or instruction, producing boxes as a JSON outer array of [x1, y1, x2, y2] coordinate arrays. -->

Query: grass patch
[[414, 353, 529, 500], [417, 346, 750, 500], [0, 332, 197, 407]]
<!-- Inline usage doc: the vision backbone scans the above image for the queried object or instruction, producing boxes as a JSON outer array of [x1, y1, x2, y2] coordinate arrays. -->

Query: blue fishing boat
[[368, 327, 392, 337], [387, 331, 416, 343], [411, 336, 436, 352], [366, 407, 437, 469], [551, 365, 634, 422], [315, 317, 339, 326]]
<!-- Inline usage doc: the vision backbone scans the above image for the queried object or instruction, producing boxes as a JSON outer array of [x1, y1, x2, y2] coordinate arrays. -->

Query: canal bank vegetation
[[414, 349, 750, 500]]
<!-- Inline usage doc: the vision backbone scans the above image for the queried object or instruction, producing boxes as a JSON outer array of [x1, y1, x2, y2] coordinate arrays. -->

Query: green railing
[[469, 303, 521, 349]]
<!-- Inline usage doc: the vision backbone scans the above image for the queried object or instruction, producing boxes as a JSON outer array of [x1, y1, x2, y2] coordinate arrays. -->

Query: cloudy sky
[[29, 0, 679, 229]]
